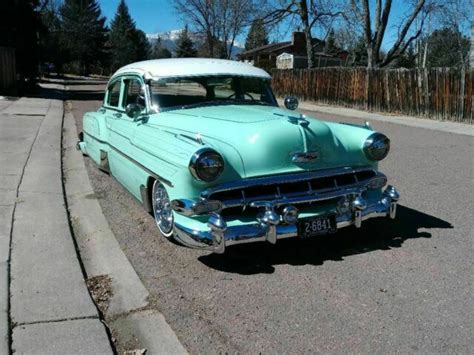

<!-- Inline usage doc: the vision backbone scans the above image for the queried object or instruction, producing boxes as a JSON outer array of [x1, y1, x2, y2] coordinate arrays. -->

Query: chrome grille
[[201, 167, 379, 210]]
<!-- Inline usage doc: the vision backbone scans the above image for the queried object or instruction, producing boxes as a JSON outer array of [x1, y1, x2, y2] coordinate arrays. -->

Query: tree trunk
[[297, 1, 315, 68], [422, 41, 428, 68], [206, 31, 214, 57], [367, 46, 374, 68], [304, 26, 315, 68]]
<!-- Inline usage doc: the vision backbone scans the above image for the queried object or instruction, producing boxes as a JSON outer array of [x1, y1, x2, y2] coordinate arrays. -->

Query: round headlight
[[189, 148, 224, 182], [364, 133, 390, 161]]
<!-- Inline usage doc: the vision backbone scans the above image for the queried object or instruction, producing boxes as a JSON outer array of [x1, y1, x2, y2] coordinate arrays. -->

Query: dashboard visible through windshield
[[149, 75, 277, 111]]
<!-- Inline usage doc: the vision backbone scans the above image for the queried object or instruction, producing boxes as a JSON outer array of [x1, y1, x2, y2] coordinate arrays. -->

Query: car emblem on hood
[[291, 151, 319, 163]]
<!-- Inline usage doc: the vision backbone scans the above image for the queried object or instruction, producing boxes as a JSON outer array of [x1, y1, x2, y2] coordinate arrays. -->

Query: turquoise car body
[[79, 59, 399, 253]]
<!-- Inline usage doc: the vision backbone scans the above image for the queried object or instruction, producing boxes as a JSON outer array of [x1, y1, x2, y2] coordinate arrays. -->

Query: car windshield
[[149, 75, 277, 111]]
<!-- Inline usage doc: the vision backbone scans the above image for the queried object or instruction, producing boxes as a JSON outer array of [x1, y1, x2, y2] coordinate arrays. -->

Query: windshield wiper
[[178, 100, 234, 110]]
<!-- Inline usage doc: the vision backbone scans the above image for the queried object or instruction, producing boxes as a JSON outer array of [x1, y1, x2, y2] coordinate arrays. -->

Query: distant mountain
[[146, 29, 244, 58]]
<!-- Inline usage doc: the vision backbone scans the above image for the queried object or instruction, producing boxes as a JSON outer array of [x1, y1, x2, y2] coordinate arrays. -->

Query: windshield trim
[[158, 99, 277, 112]]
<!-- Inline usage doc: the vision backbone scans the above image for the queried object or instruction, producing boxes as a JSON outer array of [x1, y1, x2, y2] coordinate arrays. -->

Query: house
[[0, 47, 16, 95], [275, 52, 345, 69], [239, 31, 347, 69]]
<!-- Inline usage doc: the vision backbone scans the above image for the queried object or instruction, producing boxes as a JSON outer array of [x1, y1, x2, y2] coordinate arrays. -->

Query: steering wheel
[[227, 92, 255, 100]]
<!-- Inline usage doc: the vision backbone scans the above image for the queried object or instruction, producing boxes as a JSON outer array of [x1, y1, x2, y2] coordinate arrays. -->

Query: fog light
[[282, 205, 298, 224]]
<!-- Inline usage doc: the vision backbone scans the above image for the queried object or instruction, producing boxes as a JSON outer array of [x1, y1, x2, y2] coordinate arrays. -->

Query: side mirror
[[125, 103, 144, 119], [284, 96, 299, 110]]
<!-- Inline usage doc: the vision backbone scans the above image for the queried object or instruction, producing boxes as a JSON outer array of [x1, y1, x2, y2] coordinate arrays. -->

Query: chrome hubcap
[[153, 182, 174, 236]]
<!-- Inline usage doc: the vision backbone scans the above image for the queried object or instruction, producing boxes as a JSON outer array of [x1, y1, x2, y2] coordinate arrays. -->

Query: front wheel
[[152, 180, 174, 239]]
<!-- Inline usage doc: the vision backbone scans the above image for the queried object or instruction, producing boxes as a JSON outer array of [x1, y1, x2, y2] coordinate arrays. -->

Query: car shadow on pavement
[[198, 205, 453, 275]]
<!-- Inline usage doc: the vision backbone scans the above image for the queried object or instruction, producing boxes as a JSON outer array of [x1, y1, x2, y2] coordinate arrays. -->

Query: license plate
[[298, 215, 337, 238]]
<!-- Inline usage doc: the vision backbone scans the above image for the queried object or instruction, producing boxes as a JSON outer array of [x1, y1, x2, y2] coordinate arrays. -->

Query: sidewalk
[[0, 92, 112, 353]]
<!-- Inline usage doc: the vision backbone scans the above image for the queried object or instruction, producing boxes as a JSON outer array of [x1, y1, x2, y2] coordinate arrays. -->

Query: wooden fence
[[271, 68, 473, 123], [0, 47, 16, 95]]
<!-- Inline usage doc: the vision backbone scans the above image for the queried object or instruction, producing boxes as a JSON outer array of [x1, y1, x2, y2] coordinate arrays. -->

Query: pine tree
[[151, 37, 172, 59], [134, 29, 151, 60], [1, 0, 44, 87], [347, 36, 368, 67], [108, 0, 151, 71], [60, 0, 108, 74], [396, 44, 417, 68], [39, 1, 66, 74], [424, 28, 470, 68], [245, 19, 269, 51], [324, 29, 338, 55], [175, 25, 197, 58]]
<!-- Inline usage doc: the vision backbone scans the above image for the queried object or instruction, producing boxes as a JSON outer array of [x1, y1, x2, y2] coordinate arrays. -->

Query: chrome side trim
[[83, 131, 173, 187], [179, 133, 204, 145]]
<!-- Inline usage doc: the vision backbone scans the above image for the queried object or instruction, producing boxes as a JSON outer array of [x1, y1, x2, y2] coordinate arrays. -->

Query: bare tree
[[347, 0, 438, 68], [174, 0, 255, 58], [262, 0, 345, 68]]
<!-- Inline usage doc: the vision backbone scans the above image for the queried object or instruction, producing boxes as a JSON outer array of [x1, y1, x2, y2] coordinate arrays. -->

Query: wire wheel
[[152, 180, 174, 238]]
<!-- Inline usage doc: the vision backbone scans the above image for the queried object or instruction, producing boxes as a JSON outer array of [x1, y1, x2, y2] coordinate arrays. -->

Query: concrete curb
[[277, 99, 474, 136], [62, 102, 187, 354]]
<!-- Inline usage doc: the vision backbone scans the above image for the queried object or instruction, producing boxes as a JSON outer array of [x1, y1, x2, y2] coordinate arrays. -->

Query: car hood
[[149, 105, 375, 180]]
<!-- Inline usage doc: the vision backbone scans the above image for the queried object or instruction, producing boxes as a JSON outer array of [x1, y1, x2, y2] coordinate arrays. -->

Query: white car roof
[[112, 58, 271, 80]]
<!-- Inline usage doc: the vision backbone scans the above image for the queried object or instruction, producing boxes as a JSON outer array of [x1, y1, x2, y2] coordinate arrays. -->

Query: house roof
[[241, 41, 292, 56], [112, 58, 271, 80], [240, 38, 325, 57]]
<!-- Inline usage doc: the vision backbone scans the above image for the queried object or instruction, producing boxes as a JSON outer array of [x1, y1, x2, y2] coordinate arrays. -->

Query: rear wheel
[[152, 180, 174, 239]]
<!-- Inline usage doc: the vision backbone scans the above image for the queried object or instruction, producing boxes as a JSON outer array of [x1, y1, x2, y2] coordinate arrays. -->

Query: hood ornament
[[291, 151, 319, 163]]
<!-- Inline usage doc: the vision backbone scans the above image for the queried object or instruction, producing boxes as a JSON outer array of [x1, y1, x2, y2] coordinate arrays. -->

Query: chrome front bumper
[[173, 186, 400, 254]]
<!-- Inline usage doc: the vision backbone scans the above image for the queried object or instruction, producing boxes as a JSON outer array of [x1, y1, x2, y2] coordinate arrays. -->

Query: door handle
[[113, 112, 122, 118]]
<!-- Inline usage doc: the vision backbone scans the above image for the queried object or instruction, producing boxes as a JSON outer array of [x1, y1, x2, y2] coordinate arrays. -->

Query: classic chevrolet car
[[78, 58, 399, 253]]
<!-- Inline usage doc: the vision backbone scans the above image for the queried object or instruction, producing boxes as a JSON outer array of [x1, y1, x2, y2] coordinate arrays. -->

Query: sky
[[97, 0, 472, 49], [99, 0, 178, 34]]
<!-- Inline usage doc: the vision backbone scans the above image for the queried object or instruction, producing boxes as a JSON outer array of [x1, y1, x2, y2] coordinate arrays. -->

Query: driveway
[[68, 77, 473, 354]]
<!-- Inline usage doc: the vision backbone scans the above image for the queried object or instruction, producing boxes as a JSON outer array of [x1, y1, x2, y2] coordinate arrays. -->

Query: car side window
[[107, 80, 121, 108], [123, 78, 146, 109]]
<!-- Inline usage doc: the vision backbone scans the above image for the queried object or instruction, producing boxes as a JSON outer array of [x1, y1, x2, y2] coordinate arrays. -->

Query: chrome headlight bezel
[[363, 133, 390, 161], [189, 148, 225, 182]]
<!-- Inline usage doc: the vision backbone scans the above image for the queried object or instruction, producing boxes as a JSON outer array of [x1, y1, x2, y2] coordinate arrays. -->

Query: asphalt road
[[68, 77, 473, 354]]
